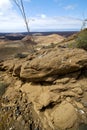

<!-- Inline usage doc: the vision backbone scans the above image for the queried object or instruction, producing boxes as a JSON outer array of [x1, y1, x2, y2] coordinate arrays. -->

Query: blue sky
[[0, 0, 87, 32]]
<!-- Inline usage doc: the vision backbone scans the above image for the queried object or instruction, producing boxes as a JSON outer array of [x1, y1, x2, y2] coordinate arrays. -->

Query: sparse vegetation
[[75, 29, 87, 50], [0, 82, 9, 96], [0, 111, 14, 130], [0, 110, 26, 130], [66, 29, 87, 50], [14, 53, 28, 59], [67, 41, 76, 48]]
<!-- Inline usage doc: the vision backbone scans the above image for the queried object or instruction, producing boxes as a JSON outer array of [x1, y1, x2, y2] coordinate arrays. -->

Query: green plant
[[75, 29, 87, 50], [67, 41, 76, 48]]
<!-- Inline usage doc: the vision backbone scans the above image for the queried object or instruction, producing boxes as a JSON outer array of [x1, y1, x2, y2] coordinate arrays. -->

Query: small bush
[[14, 53, 28, 59], [67, 41, 76, 48], [76, 29, 87, 50]]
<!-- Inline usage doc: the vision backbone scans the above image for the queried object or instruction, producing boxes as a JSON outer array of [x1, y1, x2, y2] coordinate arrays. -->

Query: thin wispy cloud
[[0, 0, 25, 32], [64, 4, 76, 10], [0, 0, 12, 12], [0, 0, 85, 32], [29, 16, 82, 31]]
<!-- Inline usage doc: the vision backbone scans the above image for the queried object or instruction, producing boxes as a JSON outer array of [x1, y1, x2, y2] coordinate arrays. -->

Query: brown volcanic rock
[[35, 91, 60, 110], [0, 46, 87, 130], [20, 48, 87, 82], [51, 101, 78, 130], [0, 59, 15, 71]]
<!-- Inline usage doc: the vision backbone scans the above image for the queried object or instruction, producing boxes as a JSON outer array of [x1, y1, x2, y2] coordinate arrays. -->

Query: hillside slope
[[0, 42, 87, 130], [22, 34, 65, 45]]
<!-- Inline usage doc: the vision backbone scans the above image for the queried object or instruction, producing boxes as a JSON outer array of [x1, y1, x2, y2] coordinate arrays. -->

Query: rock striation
[[0, 47, 87, 130], [20, 48, 87, 82]]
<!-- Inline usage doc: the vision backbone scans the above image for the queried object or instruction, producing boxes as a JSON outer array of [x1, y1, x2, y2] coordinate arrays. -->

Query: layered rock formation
[[0, 46, 87, 130]]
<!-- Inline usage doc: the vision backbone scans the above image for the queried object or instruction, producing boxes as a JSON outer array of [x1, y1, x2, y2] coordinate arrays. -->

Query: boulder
[[20, 48, 87, 82], [51, 101, 78, 130]]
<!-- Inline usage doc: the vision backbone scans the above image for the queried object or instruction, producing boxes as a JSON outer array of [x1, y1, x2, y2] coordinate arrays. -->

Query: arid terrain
[[0, 31, 87, 130]]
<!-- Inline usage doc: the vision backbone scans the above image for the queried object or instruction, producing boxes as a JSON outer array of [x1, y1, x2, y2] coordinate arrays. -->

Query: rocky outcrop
[[0, 46, 87, 130], [20, 48, 87, 82], [0, 48, 87, 82], [17, 81, 86, 130]]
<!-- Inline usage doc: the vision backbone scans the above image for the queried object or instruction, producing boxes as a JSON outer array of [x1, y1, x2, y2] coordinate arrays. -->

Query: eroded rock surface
[[0, 47, 87, 130], [20, 48, 87, 82], [51, 101, 78, 130]]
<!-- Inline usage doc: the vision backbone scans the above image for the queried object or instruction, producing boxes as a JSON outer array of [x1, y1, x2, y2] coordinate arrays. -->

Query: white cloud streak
[[29, 16, 82, 31], [0, 0, 82, 32], [64, 4, 76, 10]]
